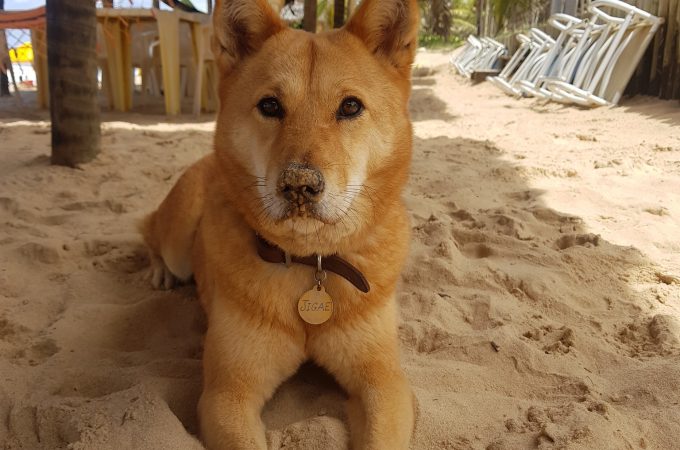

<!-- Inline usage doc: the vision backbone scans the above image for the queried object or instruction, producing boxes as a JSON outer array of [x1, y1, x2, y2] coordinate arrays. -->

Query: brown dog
[[141, 0, 418, 447]]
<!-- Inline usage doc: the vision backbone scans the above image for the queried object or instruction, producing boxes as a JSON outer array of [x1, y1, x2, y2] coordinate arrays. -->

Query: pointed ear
[[344, 0, 419, 74], [212, 0, 286, 73]]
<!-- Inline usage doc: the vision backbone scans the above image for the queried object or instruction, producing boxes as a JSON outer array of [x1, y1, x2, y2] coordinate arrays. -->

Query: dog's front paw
[[147, 254, 177, 290]]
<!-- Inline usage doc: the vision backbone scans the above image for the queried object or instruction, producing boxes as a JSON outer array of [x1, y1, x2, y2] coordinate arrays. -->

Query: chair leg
[[155, 11, 181, 115], [180, 66, 188, 101], [191, 22, 205, 116]]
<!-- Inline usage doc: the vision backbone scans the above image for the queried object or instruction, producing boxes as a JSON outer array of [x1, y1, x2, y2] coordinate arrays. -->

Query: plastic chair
[[462, 38, 506, 78], [516, 13, 587, 98], [487, 28, 554, 96], [542, 0, 662, 106], [451, 36, 484, 76], [451, 36, 506, 78], [488, 33, 533, 87]]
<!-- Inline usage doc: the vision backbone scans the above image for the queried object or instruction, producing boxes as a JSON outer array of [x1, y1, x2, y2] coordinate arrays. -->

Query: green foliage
[[489, 0, 540, 30], [451, 0, 476, 38], [418, 33, 464, 49], [418, 0, 477, 42], [453, 6, 475, 24], [452, 18, 476, 37]]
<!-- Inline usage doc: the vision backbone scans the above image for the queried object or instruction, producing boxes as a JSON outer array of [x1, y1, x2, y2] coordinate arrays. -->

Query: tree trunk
[[303, 0, 317, 32], [333, 0, 345, 28], [0, 0, 10, 97], [46, 0, 101, 167], [430, 0, 452, 39]]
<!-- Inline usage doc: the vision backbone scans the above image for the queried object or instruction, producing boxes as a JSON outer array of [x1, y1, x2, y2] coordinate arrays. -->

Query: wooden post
[[153, 0, 160, 8], [334, 0, 345, 28], [660, 0, 677, 99], [46, 0, 101, 167], [476, 0, 483, 36], [207, 0, 213, 14], [648, 0, 666, 96], [303, 0, 317, 33], [31, 29, 49, 108], [485, 0, 493, 37], [673, 0, 680, 99]]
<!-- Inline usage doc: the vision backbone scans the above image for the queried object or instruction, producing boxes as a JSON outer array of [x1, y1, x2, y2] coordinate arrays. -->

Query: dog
[[140, 0, 419, 447]]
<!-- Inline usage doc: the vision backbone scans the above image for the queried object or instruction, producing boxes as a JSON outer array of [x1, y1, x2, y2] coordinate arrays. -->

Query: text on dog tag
[[298, 286, 333, 325]]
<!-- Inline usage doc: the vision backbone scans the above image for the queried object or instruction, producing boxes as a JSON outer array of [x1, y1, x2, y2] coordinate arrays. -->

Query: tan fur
[[142, 0, 419, 448]]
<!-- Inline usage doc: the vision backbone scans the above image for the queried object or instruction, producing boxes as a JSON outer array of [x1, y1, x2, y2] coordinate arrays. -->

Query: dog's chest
[[193, 227, 321, 323]]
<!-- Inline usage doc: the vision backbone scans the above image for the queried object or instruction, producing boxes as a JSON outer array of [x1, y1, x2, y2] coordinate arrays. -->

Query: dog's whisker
[[253, 198, 276, 225]]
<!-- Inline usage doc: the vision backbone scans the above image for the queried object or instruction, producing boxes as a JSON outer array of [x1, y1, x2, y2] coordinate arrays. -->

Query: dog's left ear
[[212, 0, 286, 73], [344, 0, 419, 75]]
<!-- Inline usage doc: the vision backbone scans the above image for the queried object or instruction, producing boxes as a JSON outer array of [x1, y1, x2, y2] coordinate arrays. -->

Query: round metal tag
[[298, 286, 333, 325]]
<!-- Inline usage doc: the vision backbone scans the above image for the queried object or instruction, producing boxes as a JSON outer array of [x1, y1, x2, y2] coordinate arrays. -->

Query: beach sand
[[1, 50, 679, 449]]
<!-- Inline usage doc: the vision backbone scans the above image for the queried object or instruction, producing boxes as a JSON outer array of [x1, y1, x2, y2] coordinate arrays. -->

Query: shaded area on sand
[[404, 134, 680, 449], [1, 57, 679, 449]]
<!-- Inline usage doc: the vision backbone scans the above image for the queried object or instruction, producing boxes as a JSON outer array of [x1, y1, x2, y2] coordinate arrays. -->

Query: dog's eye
[[257, 97, 284, 119], [337, 97, 363, 119]]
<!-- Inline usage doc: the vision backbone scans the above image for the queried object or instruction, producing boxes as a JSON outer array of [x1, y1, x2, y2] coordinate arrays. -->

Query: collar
[[255, 235, 370, 293]]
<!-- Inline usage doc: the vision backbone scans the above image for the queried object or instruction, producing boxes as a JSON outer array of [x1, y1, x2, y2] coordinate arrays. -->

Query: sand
[[1, 50, 679, 449]]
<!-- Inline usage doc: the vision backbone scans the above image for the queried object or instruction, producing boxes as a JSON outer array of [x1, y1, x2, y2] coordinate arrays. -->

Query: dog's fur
[[141, 0, 419, 448]]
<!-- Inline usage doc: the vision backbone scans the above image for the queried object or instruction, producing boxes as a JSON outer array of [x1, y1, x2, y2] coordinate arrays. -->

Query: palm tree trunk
[[0, 0, 11, 97], [334, 0, 345, 28], [430, 0, 452, 39], [303, 0, 317, 32], [46, 0, 101, 167]]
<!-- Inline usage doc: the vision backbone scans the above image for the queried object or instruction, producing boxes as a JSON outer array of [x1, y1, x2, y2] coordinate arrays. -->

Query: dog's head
[[212, 0, 418, 256]]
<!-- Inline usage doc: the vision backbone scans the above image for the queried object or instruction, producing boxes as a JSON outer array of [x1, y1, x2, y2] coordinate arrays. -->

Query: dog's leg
[[309, 308, 414, 450], [140, 155, 212, 289], [198, 303, 305, 450], [147, 251, 177, 290]]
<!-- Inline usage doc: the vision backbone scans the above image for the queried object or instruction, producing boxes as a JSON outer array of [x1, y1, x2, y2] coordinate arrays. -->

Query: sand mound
[[1, 51, 679, 449]]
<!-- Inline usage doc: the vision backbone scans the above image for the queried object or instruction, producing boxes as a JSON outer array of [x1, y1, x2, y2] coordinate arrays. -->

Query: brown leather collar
[[255, 235, 370, 293]]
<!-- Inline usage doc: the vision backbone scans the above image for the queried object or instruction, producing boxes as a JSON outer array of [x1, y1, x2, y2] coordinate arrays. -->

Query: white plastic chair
[[493, 33, 533, 83], [516, 13, 586, 98], [451, 36, 506, 78], [463, 37, 506, 78], [474, 38, 506, 73], [542, 0, 663, 106], [451, 36, 483, 76], [487, 28, 554, 96]]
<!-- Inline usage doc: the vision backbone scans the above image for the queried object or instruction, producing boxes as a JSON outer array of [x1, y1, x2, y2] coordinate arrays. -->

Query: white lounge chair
[[488, 28, 554, 96], [516, 13, 586, 98], [451, 36, 506, 79], [451, 36, 484, 76], [542, 0, 663, 106]]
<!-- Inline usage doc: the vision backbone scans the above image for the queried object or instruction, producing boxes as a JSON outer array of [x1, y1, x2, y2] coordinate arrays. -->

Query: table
[[96, 8, 210, 116]]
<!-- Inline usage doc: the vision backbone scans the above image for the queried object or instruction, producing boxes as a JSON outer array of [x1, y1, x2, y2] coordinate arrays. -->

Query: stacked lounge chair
[[487, 27, 557, 96], [451, 35, 506, 79], [461, 0, 662, 107]]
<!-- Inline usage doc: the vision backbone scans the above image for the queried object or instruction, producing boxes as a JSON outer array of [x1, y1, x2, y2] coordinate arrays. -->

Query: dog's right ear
[[212, 0, 286, 73]]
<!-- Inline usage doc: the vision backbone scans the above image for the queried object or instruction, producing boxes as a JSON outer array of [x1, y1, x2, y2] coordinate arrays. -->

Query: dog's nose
[[277, 163, 325, 202]]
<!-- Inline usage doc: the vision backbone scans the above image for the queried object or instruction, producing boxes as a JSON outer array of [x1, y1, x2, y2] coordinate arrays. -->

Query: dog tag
[[298, 286, 333, 325]]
